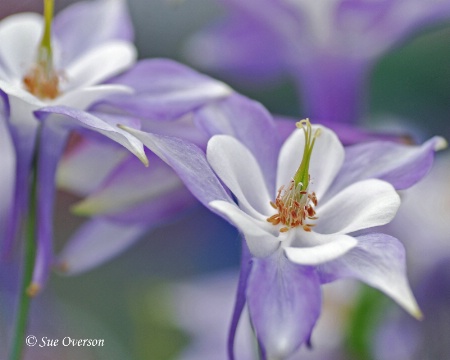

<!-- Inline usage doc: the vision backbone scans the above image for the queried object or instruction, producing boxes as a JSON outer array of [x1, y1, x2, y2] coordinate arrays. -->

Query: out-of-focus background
[[1, 1, 450, 359]]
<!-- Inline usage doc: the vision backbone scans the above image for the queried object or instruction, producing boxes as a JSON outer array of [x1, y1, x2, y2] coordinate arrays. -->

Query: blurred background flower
[[1, 0, 449, 359]]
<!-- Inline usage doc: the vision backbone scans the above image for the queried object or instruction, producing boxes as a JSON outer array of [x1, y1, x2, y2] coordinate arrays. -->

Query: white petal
[[285, 233, 357, 265], [209, 200, 280, 258], [63, 41, 136, 91], [207, 135, 272, 217], [316, 179, 400, 235], [54, 84, 132, 110], [276, 125, 344, 199], [0, 13, 42, 80]]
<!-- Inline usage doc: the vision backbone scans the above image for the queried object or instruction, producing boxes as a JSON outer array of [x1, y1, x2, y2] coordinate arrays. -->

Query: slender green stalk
[[8, 164, 38, 360], [345, 285, 389, 360], [38, 0, 55, 71]]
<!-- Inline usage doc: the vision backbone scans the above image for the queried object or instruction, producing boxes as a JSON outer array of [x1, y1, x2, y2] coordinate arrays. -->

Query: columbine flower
[[122, 117, 445, 359], [185, 0, 450, 124], [0, 0, 148, 294], [0, 0, 238, 292]]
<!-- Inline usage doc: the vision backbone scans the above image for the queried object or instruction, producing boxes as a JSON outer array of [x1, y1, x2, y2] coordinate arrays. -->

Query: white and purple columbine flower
[[0, 0, 234, 293], [185, 0, 450, 124], [0, 0, 143, 295], [122, 116, 445, 359]]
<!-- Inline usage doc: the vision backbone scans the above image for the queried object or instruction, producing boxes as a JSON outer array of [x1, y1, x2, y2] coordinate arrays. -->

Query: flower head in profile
[[1, 0, 144, 294], [123, 115, 445, 359], [185, 0, 450, 124]]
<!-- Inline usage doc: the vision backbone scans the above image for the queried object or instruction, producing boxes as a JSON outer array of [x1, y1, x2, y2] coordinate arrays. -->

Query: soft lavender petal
[[72, 152, 186, 216], [0, 91, 14, 251], [194, 94, 281, 194], [119, 127, 233, 210], [57, 136, 128, 197], [274, 115, 411, 145], [34, 106, 148, 166], [317, 233, 421, 319], [2, 102, 39, 257], [103, 59, 233, 120], [184, 15, 283, 83], [247, 250, 321, 359], [102, 183, 196, 224], [292, 56, 369, 125], [325, 136, 446, 201], [53, 0, 134, 67], [228, 241, 253, 360], [32, 119, 69, 291], [56, 218, 147, 275]]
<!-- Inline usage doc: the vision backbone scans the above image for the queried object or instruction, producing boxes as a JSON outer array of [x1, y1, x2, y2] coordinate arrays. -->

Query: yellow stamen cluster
[[23, 65, 60, 100], [267, 119, 321, 233]]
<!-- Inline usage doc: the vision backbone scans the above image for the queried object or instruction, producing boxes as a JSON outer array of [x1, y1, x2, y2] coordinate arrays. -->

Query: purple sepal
[[275, 115, 412, 145], [102, 59, 232, 120], [246, 249, 321, 359], [0, 90, 13, 255], [120, 130, 233, 210], [184, 15, 283, 84], [228, 240, 252, 360], [325, 136, 444, 201], [194, 94, 281, 194], [2, 103, 39, 259], [32, 118, 70, 290], [55, 218, 147, 276]]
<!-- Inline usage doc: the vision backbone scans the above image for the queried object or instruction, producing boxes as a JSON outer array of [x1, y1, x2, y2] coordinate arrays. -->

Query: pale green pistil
[[23, 0, 61, 100], [267, 119, 320, 233]]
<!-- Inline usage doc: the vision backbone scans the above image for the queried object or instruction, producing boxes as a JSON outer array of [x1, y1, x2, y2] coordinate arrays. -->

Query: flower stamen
[[267, 119, 320, 232]]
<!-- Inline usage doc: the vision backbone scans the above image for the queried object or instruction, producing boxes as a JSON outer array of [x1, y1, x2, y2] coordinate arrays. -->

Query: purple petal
[[56, 218, 147, 275], [2, 111, 38, 258], [325, 136, 446, 201], [32, 120, 69, 292], [194, 94, 281, 194], [184, 15, 283, 84], [72, 152, 197, 220], [228, 241, 253, 360], [317, 233, 421, 319], [275, 116, 411, 145], [34, 106, 148, 166], [57, 135, 128, 197], [53, 0, 134, 67], [118, 127, 233, 211], [103, 59, 233, 120], [247, 250, 321, 359], [0, 91, 14, 253], [292, 56, 369, 125]]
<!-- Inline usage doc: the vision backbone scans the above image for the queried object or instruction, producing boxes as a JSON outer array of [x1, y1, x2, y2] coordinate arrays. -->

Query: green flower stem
[[8, 134, 40, 360], [345, 285, 389, 360], [38, 0, 55, 70]]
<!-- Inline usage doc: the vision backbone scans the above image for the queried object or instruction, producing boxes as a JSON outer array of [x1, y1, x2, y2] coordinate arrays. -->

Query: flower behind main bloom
[[185, 0, 450, 124]]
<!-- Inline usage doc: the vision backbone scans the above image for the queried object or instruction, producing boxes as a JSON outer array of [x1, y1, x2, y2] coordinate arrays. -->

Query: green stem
[[9, 146, 39, 360], [345, 285, 389, 360], [38, 0, 55, 71]]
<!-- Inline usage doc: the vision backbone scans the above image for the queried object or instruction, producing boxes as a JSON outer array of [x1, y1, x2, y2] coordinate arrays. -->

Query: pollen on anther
[[267, 180, 319, 233]]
